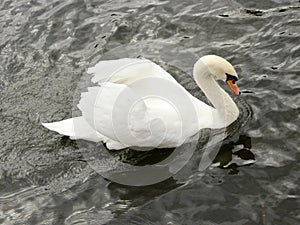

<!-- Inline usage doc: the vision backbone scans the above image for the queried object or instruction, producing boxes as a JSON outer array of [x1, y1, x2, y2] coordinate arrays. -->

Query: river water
[[0, 0, 299, 224]]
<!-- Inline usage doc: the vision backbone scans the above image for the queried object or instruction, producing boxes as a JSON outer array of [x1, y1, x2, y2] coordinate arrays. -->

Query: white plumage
[[43, 56, 240, 150]]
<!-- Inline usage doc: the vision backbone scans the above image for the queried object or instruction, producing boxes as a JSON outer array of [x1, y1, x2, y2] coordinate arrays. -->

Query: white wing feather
[[77, 83, 151, 147], [88, 58, 178, 85], [43, 58, 215, 149]]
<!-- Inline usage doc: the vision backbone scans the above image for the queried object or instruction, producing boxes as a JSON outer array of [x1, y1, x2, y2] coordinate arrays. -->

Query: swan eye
[[225, 73, 238, 82]]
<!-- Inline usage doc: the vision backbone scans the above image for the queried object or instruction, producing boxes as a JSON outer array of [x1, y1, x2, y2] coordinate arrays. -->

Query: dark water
[[1, 0, 299, 224]]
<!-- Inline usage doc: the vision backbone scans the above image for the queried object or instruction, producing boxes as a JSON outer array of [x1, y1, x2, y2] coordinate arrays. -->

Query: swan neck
[[193, 60, 239, 127]]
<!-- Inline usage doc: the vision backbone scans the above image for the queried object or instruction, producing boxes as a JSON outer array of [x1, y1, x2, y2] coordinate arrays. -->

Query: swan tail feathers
[[42, 116, 129, 150], [42, 116, 105, 143]]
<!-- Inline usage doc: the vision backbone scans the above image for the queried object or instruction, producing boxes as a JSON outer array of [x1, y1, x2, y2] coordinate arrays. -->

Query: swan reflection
[[212, 135, 255, 174]]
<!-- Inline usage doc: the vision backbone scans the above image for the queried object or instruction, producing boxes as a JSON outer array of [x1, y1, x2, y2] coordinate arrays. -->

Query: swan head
[[198, 55, 240, 95]]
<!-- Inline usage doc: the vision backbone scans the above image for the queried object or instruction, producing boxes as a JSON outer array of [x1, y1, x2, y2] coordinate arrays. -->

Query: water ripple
[[0, 0, 299, 224]]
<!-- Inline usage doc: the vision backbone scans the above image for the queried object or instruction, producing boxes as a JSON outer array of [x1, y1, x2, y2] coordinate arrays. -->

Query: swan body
[[42, 55, 240, 150]]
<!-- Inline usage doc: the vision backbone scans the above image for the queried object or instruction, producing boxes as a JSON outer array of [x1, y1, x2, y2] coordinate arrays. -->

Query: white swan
[[42, 55, 240, 150]]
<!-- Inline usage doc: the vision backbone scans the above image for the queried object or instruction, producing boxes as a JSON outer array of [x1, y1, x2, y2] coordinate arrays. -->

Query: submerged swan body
[[42, 55, 240, 150]]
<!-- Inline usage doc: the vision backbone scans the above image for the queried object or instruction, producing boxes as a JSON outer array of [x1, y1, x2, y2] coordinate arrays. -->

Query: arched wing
[[77, 83, 153, 147], [88, 58, 178, 85]]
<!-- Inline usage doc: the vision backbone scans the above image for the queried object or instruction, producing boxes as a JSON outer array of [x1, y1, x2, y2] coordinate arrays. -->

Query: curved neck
[[193, 60, 239, 128]]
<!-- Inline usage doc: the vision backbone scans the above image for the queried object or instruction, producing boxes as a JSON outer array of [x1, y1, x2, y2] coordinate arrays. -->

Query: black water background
[[0, 0, 299, 224]]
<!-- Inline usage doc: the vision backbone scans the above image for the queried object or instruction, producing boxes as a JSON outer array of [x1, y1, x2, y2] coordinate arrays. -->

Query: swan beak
[[227, 80, 240, 95]]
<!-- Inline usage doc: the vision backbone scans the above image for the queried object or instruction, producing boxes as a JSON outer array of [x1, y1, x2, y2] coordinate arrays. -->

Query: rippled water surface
[[1, 0, 299, 224]]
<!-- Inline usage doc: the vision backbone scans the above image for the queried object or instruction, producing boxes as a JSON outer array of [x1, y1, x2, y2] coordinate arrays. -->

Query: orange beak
[[227, 80, 240, 95]]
